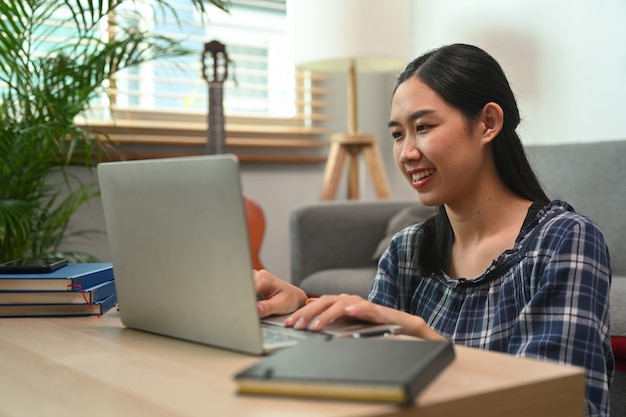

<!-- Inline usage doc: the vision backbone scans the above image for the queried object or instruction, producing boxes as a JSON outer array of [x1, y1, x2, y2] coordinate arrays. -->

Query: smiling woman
[[253, 44, 614, 417]]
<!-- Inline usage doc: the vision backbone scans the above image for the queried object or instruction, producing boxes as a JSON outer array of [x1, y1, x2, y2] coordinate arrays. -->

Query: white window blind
[[110, 0, 293, 116]]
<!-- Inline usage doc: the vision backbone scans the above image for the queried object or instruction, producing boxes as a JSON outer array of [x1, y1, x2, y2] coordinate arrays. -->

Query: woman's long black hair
[[396, 44, 549, 276]]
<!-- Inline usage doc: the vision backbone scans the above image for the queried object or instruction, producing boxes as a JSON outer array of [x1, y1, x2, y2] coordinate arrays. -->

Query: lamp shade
[[293, 0, 412, 73]]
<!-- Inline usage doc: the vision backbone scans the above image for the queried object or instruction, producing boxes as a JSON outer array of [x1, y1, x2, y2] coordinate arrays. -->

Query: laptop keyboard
[[261, 323, 328, 345]]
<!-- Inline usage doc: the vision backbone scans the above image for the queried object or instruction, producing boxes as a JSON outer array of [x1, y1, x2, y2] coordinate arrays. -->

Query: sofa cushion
[[299, 267, 377, 299], [372, 205, 435, 261]]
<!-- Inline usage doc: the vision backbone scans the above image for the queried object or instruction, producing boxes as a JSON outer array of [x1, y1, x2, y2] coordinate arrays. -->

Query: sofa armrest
[[289, 200, 418, 286], [611, 276, 626, 336]]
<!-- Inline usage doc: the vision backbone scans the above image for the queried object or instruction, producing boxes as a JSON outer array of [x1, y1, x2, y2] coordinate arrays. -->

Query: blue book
[[0, 280, 116, 305], [0, 293, 117, 318], [0, 263, 114, 291]]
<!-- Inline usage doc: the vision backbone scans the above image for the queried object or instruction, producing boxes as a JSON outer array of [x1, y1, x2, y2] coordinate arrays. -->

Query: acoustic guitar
[[202, 40, 266, 270]]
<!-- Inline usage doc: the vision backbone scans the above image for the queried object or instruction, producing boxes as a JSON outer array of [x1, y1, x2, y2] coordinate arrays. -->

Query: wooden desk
[[0, 310, 584, 417]]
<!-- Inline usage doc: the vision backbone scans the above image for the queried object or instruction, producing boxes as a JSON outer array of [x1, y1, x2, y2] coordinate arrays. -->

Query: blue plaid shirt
[[369, 200, 614, 417]]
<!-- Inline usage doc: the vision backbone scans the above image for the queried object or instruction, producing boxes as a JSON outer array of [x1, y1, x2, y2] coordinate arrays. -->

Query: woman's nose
[[399, 136, 421, 163]]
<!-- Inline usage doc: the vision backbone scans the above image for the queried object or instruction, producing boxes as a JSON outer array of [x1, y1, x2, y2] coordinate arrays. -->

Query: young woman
[[254, 44, 613, 417]]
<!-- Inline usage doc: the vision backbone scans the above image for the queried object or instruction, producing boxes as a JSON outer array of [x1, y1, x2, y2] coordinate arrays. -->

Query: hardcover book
[[0, 292, 117, 317], [0, 280, 116, 305], [234, 338, 455, 405], [0, 263, 114, 291]]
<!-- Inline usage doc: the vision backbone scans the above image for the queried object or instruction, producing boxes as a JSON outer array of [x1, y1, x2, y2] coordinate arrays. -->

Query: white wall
[[65, 0, 626, 282], [409, 0, 626, 144]]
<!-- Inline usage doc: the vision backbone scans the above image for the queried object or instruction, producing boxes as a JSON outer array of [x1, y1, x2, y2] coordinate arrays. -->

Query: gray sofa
[[290, 200, 429, 298], [524, 141, 625, 343], [289, 140, 625, 367]]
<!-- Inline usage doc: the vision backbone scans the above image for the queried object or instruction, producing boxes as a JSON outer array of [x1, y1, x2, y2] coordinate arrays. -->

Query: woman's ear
[[480, 102, 504, 144]]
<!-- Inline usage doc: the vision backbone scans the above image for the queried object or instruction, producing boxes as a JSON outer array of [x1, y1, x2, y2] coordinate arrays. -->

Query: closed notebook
[[234, 338, 455, 405]]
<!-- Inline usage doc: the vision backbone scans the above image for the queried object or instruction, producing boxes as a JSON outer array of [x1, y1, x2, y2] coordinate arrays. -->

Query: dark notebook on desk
[[235, 338, 455, 405], [97, 155, 400, 355]]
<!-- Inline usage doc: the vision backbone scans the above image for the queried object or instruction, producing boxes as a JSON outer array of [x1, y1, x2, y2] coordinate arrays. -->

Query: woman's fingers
[[253, 269, 306, 318], [285, 294, 376, 331]]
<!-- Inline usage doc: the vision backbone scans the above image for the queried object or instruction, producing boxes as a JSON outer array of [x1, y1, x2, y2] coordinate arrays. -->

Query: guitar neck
[[207, 82, 225, 155]]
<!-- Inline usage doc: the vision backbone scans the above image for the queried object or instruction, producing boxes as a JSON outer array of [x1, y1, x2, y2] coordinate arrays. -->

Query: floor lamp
[[293, 0, 411, 200]]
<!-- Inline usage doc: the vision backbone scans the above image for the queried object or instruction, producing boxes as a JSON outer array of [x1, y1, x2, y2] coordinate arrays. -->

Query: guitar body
[[243, 194, 266, 270], [203, 41, 266, 270]]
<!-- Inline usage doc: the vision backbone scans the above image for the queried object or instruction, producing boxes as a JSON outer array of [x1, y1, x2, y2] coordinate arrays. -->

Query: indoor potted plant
[[0, 0, 228, 262]]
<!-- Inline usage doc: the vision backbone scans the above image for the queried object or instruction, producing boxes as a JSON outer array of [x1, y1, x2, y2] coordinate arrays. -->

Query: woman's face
[[388, 76, 489, 208]]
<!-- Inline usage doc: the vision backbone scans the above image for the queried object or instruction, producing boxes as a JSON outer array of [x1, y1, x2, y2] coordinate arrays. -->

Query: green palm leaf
[[0, 0, 230, 262]]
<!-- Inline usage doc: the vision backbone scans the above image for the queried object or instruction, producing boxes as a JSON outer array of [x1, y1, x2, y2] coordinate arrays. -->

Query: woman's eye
[[391, 131, 403, 140], [416, 124, 429, 133]]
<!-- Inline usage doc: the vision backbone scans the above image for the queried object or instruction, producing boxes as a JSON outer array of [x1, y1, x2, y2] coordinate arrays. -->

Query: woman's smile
[[408, 168, 435, 189]]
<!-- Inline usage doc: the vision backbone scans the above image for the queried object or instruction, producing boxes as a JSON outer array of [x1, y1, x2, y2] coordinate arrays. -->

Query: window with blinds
[[85, 0, 331, 162]]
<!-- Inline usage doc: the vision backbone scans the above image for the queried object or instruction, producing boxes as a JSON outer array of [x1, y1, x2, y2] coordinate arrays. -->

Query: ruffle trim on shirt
[[442, 200, 575, 288]]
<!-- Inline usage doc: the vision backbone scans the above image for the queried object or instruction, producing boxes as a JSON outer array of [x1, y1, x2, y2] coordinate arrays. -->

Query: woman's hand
[[284, 293, 447, 340], [254, 269, 307, 318]]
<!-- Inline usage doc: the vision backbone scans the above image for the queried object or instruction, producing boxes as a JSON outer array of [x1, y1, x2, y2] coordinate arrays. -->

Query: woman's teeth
[[412, 169, 434, 181]]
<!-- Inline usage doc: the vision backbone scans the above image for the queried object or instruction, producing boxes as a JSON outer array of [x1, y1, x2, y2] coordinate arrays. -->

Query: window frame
[[78, 0, 331, 163]]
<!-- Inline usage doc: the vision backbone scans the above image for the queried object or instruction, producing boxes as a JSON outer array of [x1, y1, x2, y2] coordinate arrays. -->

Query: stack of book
[[0, 263, 116, 317]]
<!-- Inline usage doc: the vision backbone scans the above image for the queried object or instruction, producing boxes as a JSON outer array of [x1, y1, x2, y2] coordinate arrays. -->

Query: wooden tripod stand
[[319, 65, 391, 201], [320, 133, 391, 200]]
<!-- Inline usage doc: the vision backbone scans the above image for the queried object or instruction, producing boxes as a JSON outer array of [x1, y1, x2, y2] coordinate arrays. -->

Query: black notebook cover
[[234, 338, 455, 405]]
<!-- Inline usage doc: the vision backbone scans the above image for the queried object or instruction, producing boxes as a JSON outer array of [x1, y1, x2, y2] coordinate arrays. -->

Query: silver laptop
[[98, 154, 399, 355]]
